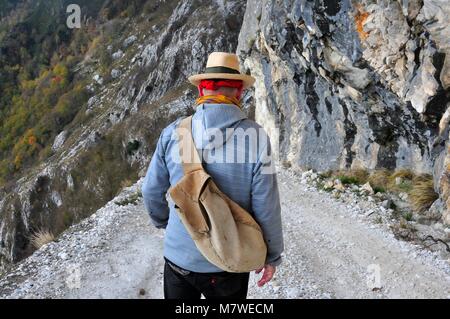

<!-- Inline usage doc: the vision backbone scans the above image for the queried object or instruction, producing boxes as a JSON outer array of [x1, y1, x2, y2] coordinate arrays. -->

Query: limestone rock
[[417, 0, 450, 89], [111, 69, 121, 79], [381, 199, 392, 209], [93, 74, 103, 85], [324, 180, 334, 190], [361, 182, 374, 195], [112, 50, 124, 60], [52, 131, 67, 152], [123, 35, 137, 48], [433, 106, 450, 225], [323, 45, 371, 90], [405, 44, 440, 113], [237, 0, 447, 222], [334, 179, 346, 191]]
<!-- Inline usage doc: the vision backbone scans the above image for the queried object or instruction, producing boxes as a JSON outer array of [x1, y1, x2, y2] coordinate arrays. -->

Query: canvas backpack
[[168, 116, 267, 273]]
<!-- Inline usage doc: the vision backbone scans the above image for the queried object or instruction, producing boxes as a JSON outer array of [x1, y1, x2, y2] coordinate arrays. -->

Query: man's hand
[[255, 264, 276, 287]]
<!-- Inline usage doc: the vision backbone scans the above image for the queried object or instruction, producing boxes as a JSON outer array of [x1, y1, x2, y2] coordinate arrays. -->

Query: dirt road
[[1, 169, 449, 298]]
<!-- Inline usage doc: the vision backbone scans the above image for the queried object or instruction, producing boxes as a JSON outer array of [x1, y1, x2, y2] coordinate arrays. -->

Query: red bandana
[[198, 79, 243, 96]]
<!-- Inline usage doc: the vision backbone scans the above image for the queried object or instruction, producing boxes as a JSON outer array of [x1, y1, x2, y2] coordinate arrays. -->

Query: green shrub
[[337, 175, 360, 185], [373, 186, 386, 193], [331, 169, 369, 185], [403, 212, 413, 221]]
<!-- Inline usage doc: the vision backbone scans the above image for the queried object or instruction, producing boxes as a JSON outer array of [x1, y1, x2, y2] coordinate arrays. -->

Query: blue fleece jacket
[[141, 103, 284, 273]]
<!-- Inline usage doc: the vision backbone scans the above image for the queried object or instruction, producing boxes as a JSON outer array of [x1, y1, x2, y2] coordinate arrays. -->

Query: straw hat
[[188, 52, 255, 89]]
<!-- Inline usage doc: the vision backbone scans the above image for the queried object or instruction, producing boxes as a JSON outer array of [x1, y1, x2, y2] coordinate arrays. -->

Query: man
[[142, 52, 283, 299]]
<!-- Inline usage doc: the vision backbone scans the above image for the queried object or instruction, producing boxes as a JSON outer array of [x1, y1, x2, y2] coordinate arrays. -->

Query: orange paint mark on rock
[[354, 4, 370, 40]]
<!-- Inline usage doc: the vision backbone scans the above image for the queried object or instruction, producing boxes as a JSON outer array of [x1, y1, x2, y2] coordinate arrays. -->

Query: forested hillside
[[0, 0, 152, 185]]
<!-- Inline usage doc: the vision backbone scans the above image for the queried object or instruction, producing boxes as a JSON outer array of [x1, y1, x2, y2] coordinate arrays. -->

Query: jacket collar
[[191, 103, 247, 149], [193, 103, 247, 130]]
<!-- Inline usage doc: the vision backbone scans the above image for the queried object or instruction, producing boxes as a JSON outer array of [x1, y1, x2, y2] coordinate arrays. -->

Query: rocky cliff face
[[0, 0, 247, 270], [237, 0, 449, 222]]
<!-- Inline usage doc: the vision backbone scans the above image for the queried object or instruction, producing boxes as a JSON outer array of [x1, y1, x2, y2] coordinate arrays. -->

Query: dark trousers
[[163, 259, 250, 299]]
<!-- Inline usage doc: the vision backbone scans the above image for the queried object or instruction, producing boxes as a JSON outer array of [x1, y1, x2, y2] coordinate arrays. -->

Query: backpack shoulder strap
[[177, 116, 203, 174]]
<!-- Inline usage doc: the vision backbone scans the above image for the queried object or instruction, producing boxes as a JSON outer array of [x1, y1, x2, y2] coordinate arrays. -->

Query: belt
[[166, 258, 191, 276]]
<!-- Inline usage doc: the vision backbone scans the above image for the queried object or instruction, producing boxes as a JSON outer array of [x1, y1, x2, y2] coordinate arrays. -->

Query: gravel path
[[1, 169, 449, 299]]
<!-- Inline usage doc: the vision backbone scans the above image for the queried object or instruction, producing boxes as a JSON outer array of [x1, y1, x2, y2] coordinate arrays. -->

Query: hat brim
[[188, 73, 256, 89]]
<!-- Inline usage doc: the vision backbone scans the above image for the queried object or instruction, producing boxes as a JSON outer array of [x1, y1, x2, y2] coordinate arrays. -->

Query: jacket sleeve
[[251, 139, 284, 267], [141, 129, 171, 229]]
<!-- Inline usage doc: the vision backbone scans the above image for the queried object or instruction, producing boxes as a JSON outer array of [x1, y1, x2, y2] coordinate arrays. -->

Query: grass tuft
[[387, 169, 412, 191], [413, 173, 434, 183], [318, 170, 333, 179], [403, 212, 413, 221], [367, 169, 390, 190], [409, 178, 438, 213], [348, 169, 370, 184], [333, 169, 369, 185], [115, 192, 142, 206], [120, 179, 133, 190], [30, 229, 55, 249], [323, 168, 439, 215], [390, 169, 414, 181], [373, 186, 386, 193], [336, 175, 360, 185]]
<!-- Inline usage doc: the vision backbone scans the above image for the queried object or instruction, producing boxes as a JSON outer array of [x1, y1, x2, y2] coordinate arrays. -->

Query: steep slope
[[0, 0, 247, 270], [237, 0, 449, 222], [0, 169, 448, 299]]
